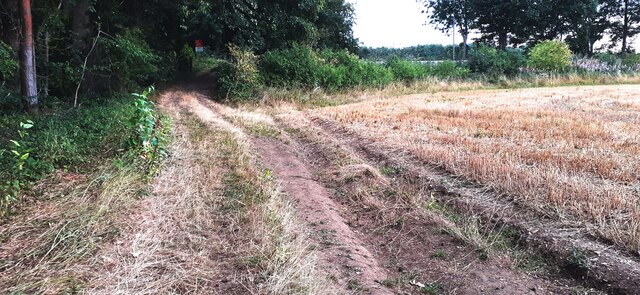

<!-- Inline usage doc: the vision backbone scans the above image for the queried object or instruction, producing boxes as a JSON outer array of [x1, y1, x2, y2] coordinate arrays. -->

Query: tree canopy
[[423, 0, 639, 55], [0, 0, 357, 111]]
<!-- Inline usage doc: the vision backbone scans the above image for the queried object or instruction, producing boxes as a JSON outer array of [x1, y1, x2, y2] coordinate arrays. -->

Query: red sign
[[195, 39, 204, 53]]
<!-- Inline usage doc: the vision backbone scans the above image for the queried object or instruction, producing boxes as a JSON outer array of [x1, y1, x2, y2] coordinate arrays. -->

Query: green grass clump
[[0, 91, 168, 218]]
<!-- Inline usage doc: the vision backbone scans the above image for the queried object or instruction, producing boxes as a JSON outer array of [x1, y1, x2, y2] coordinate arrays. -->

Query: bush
[[219, 44, 262, 100], [430, 61, 470, 79], [259, 46, 393, 91], [259, 45, 321, 88], [318, 49, 393, 89], [0, 41, 18, 81], [360, 61, 394, 87], [99, 29, 162, 91], [386, 56, 430, 81], [129, 87, 167, 171], [622, 53, 640, 68], [0, 95, 144, 217], [468, 44, 525, 76], [528, 40, 572, 72], [594, 53, 620, 65]]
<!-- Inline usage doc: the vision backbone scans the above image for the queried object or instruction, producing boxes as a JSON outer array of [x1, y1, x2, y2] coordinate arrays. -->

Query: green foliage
[[386, 57, 431, 82], [567, 247, 591, 269], [128, 87, 167, 170], [260, 45, 322, 88], [48, 61, 82, 97], [99, 29, 163, 91], [0, 41, 18, 81], [0, 86, 22, 113], [622, 53, 640, 67], [318, 49, 393, 89], [183, 0, 357, 54], [219, 45, 262, 100], [420, 282, 445, 294], [360, 44, 465, 61], [528, 40, 573, 72], [430, 249, 448, 259], [430, 61, 471, 78], [259, 45, 393, 92], [0, 121, 36, 216], [468, 44, 525, 76], [0, 93, 164, 217], [594, 53, 620, 65]]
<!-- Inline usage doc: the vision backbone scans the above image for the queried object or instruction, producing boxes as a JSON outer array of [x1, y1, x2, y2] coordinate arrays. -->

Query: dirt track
[[4, 81, 633, 294], [166, 83, 613, 294]]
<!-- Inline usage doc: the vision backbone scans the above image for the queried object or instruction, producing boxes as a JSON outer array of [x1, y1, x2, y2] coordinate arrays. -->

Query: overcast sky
[[347, 0, 472, 48], [347, 0, 639, 51]]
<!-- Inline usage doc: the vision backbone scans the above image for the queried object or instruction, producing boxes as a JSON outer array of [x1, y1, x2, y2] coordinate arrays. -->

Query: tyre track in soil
[[274, 111, 590, 295], [188, 92, 596, 293], [293, 110, 640, 295], [177, 81, 614, 294], [183, 93, 393, 294]]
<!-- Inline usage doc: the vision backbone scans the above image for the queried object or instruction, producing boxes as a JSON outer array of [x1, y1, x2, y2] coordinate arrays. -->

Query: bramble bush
[[528, 40, 572, 72], [622, 53, 640, 70], [260, 45, 320, 88], [0, 120, 36, 216]]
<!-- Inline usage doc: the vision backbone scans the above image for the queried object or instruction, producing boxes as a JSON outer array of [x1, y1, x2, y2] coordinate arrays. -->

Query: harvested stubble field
[[313, 85, 640, 255]]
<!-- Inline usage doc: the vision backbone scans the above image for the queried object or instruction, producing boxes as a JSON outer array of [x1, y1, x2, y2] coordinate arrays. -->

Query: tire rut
[[298, 112, 640, 295], [186, 94, 393, 294]]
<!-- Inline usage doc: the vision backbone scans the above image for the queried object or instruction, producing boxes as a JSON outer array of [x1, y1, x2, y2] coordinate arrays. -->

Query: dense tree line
[[423, 0, 639, 56], [359, 44, 468, 61], [0, 0, 357, 112]]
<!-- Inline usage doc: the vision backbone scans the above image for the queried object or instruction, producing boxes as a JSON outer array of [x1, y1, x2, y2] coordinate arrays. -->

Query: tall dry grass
[[315, 84, 640, 254], [0, 155, 149, 293]]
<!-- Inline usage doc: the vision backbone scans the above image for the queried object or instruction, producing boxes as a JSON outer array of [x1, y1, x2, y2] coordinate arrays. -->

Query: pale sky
[[348, 0, 639, 51], [347, 0, 473, 48]]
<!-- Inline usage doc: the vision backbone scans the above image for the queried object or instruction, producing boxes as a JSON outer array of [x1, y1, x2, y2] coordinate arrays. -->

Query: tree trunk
[[19, 0, 38, 113], [43, 31, 50, 97], [462, 33, 468, 60], [498, 31, 508, 50], [622, 0, 629, 53]]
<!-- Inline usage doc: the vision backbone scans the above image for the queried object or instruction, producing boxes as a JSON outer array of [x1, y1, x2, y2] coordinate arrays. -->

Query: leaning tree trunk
[[19, 0, 38, 113]]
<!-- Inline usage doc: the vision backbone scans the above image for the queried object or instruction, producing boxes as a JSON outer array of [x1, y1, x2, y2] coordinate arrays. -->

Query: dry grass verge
[[0, 155, 150, 293]]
